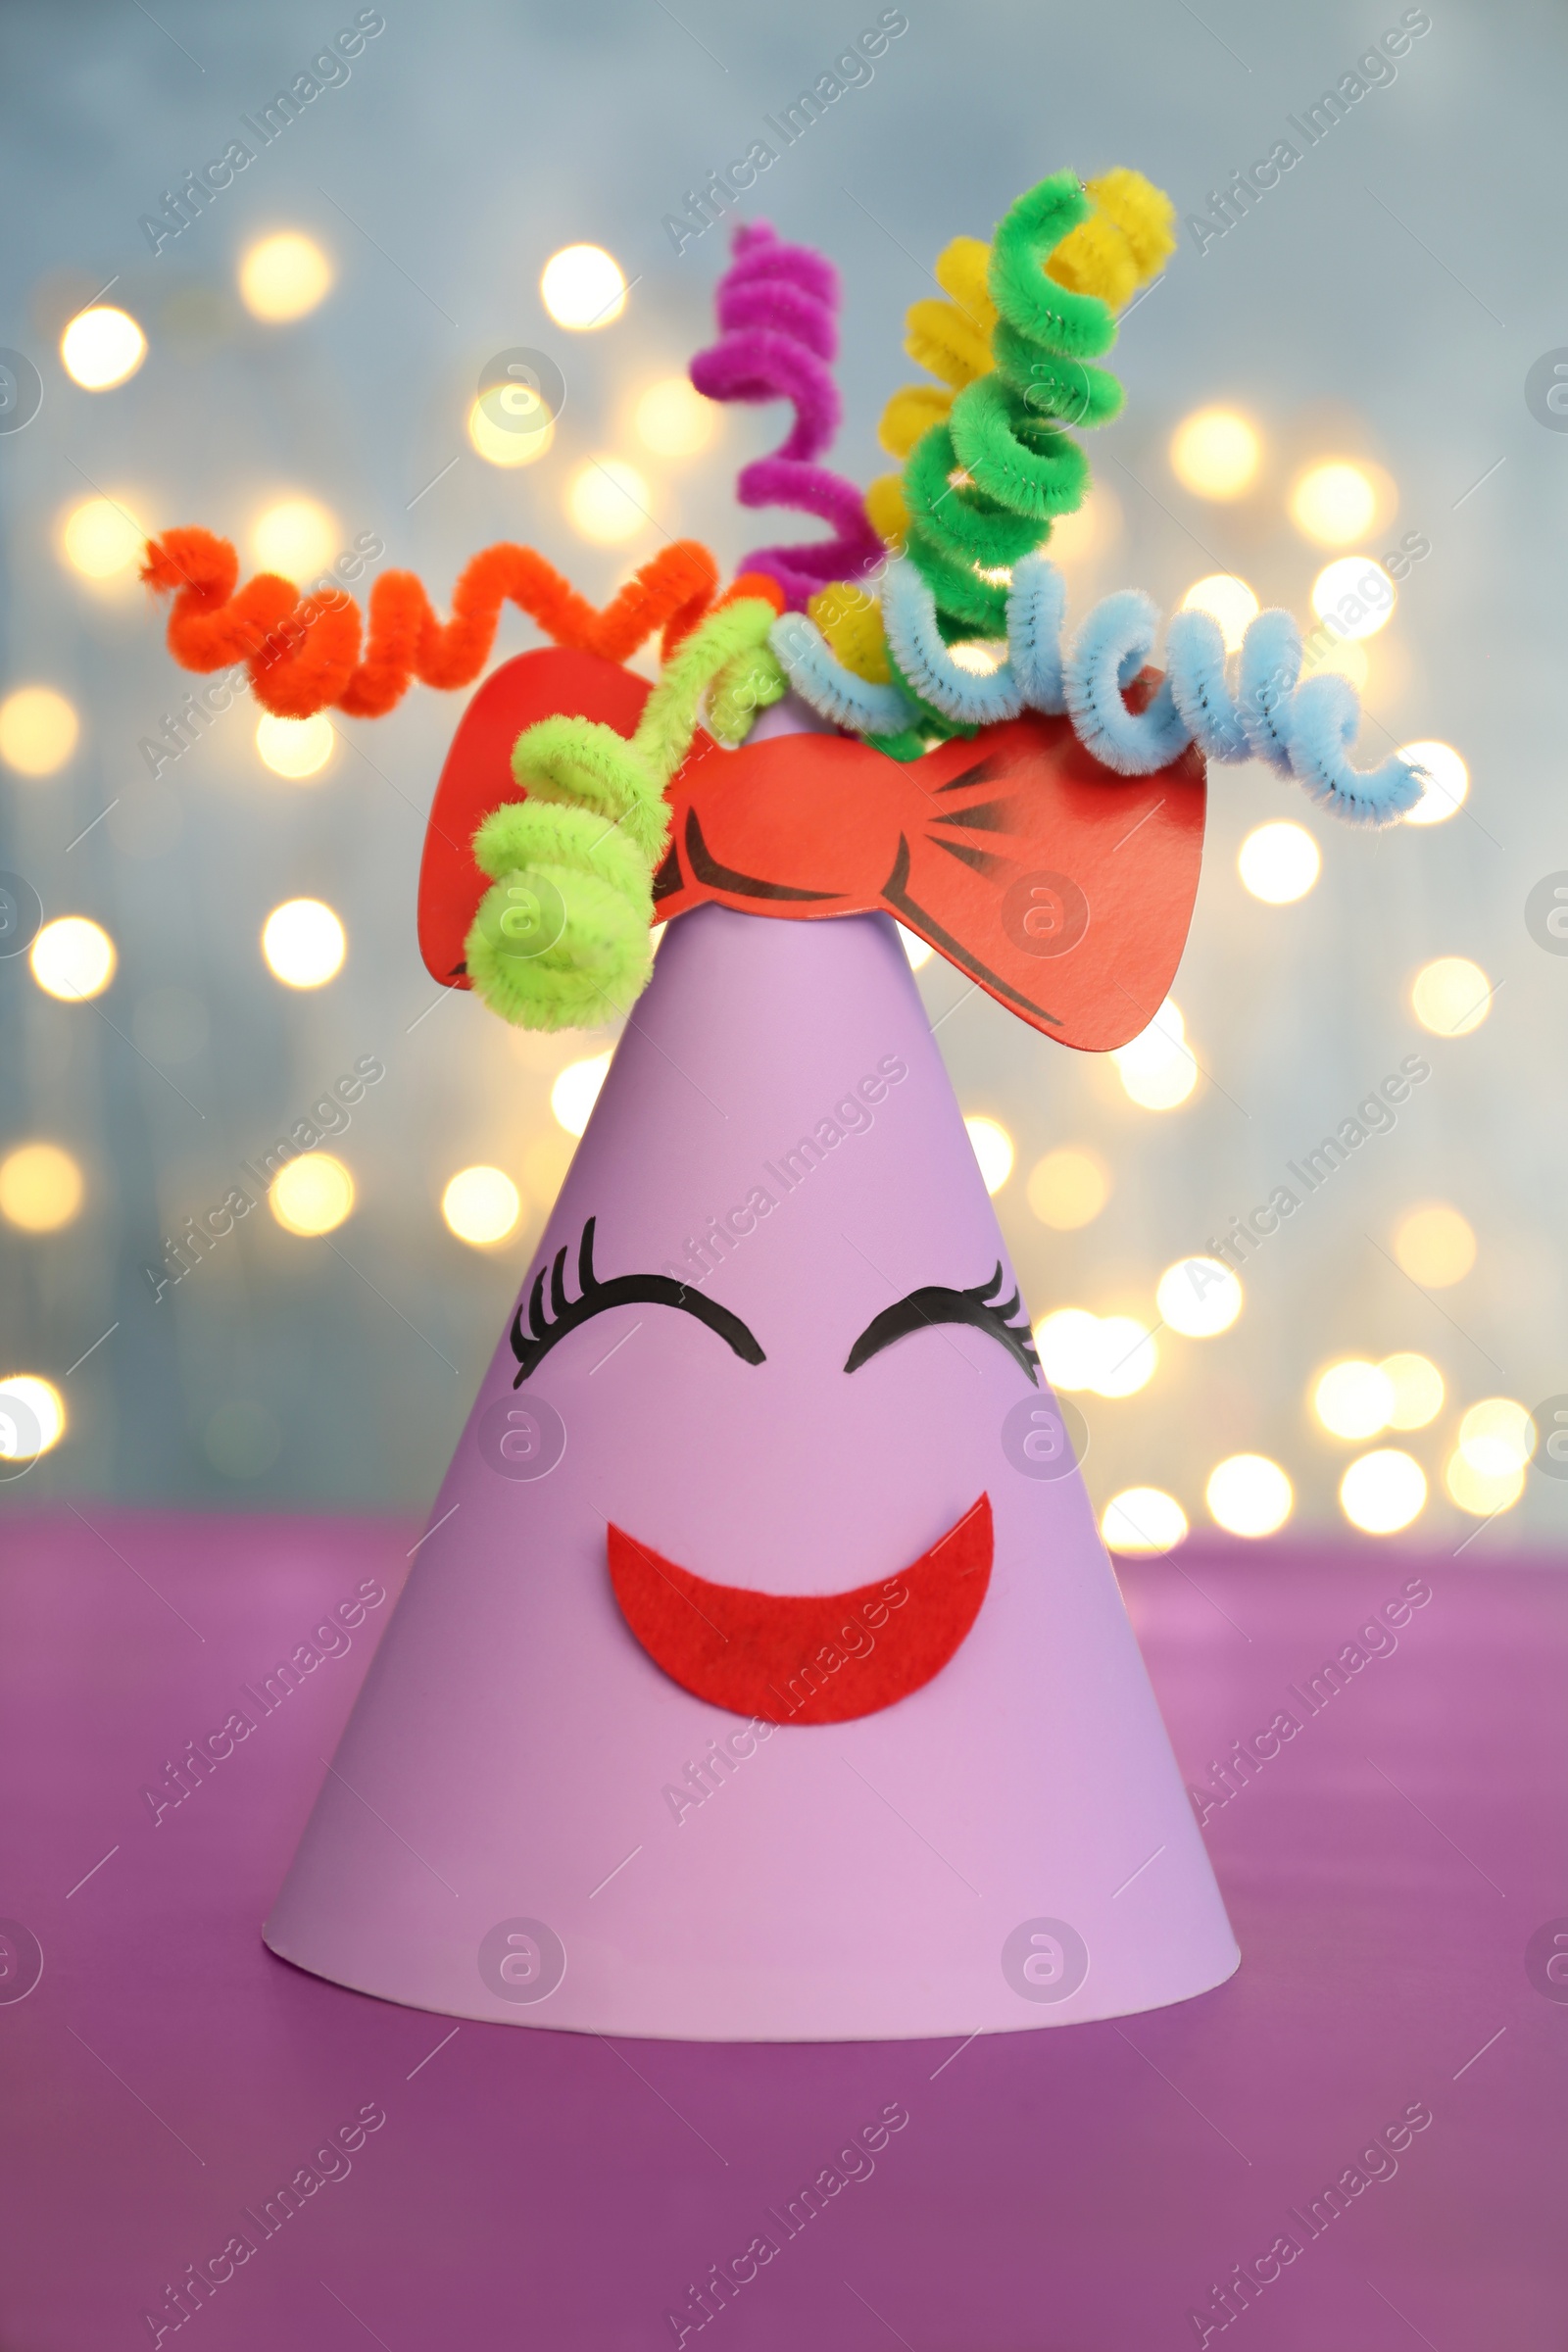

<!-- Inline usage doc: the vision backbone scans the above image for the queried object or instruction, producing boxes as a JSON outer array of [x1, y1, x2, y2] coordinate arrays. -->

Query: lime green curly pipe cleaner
[[464, 597, 784, 1031]]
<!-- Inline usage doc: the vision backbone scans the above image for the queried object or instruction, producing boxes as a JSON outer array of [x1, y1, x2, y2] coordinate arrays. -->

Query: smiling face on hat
[[510, 1210, 1040, 1722], [465, 898, 1055, 1736]]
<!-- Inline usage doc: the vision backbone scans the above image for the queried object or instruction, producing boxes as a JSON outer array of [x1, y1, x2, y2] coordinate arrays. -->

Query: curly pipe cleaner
[[142, 528, 724, 718], [688, 220, 883, 611], [867, 170, 1178, 536], [772, 554, 1426, 826], [890, 170, 1174, 652], [768, 610, 913, 736], [866, 232, 995, 549], [144, 525, 790, 1027], [465, 591, 785, 1029]]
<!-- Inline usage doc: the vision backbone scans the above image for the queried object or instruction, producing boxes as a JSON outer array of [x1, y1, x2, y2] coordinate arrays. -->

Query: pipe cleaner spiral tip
[[689, 219, 882, 612], [868, 166, 1157, 691], [141, 526, 235, 597], [142, 530, 725, 719], [1047, 170, 1177, 305], [466, 594, 785, 1031]]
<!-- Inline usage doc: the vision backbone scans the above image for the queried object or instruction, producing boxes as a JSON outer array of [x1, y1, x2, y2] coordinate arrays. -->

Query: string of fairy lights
[[0, 227, 1531, 1541]]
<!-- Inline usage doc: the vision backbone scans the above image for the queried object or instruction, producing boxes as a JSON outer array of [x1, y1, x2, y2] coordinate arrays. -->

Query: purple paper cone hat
[[146, 170, 1426, 2040], [265, 707, 1240, 2038]]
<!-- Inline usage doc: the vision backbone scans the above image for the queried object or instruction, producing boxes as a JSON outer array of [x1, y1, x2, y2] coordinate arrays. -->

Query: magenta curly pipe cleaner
[[689, 220, 884, 611]]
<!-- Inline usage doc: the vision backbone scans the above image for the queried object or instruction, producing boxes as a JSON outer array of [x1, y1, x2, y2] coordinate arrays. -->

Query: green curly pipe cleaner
[[464, 598, 785, 1031], [899, 171, 1125, 671]]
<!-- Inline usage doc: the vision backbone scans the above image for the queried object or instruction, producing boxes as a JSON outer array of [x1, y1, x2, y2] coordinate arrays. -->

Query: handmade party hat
[[146, 169, 1426, 2037]]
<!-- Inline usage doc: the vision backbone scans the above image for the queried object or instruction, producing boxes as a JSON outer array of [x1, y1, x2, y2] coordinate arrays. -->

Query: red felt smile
[[606, 1495, 993, 1726]]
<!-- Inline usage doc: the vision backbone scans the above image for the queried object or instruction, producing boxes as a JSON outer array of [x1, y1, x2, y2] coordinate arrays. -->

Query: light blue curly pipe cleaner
[[770, 552, 1427, 827]]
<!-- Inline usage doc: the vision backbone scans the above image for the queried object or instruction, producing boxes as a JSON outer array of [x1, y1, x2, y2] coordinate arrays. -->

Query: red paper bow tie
[[416, 647, 1205, 1053]]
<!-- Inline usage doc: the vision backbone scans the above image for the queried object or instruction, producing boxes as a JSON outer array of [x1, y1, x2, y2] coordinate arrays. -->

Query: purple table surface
[[1, 1510, 1563, 2352]]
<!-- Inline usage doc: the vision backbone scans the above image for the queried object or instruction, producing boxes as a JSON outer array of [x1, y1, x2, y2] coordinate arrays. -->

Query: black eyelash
[[843, 1262, 1040, 1383], [510, 1217, 766, 1386]]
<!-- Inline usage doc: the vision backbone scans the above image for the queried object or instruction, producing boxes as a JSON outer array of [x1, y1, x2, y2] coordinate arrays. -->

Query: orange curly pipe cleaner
[[140, 527, 755, 719]]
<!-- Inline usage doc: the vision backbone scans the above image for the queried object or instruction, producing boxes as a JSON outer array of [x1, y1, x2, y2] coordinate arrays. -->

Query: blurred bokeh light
[[1156, 1256, 1242, 1338], [468, 393, 555, 467], [1457, 1396, 1536, 1477], [1311, 556, 1396, 639], [1313, 1359, 1396, 1441], [1035, 1307, 1156, 1397], [0, 1142, 83, 1233], [1393, 1202, 1476, 1287], [635, 377, 718, 457], [1112, 1000, 1197, 1109], [1445, 1446, 1524, 1518], [0, 1373, 66, 1459], [1238, 821, 1320, 905], [1206, 1454, 1293, 1538], [964, 1114, 1013, 1195], [551, 1053, 611, 1137], [541, 243, 627, 328], [442, 1165, 522, 1248], [1102, 1489, 1188, 1553], [1092, 1316, 1158, 1397], [1411, 957, 1492, 1037], [60, 496, 143, 581], [29, 916, 115, 1001], [60, 304, 145, 389], [1289, 460, 1382, 546], [1379, 1353, 1445, 1430], [567, 458, 651, 542], [1179, 571, 1257, 651], [1045, 483, 1121, 564], [261, 899, 345, 988], [239, 231, 333, 321], [1399, 740, 1469, 826], [1168, 408, 1259, 499], [255, 711, 335, 780], [1340, 1447, 1426, 1534], [1026, 1146, 1108, 1230], [270, 1152, 355, 1236], [0, 685, 78, 775], [253, 498, 338, 578]]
